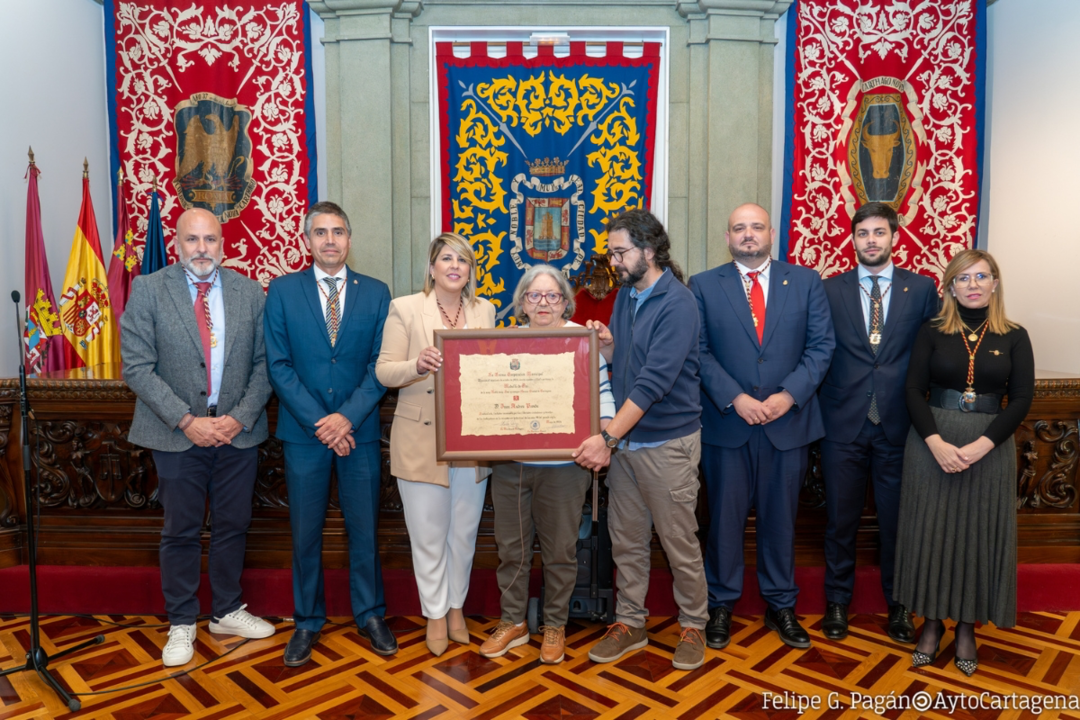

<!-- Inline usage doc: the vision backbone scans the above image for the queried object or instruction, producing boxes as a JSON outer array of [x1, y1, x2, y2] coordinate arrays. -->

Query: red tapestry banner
[[781, 0, 986, 282], [105, 0, 318, 286]]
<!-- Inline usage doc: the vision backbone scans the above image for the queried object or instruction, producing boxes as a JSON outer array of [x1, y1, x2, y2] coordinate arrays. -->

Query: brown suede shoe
[[587, 622, 648, 663], [479, 620, 529, 658], [672, 627, 706, 670], [539, 625, 565, 664]]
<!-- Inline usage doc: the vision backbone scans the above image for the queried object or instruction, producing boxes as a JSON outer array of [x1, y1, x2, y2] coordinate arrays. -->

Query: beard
[[729, 239, 772, 264], [855, 242, 892, 268], [181, 253, 221, 279], [618, 253, 649, 287]]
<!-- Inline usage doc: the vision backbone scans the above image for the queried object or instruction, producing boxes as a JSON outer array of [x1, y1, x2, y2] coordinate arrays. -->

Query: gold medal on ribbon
[[869, 331, 882, 346], [209, 332, 218, 349]]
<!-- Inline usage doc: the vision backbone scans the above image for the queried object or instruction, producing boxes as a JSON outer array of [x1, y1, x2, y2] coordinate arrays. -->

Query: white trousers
[[397, 468, 488, 618]]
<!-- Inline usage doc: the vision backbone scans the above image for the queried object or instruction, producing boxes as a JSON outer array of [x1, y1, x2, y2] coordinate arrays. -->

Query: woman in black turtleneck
[[894, 249, 1034, 677]]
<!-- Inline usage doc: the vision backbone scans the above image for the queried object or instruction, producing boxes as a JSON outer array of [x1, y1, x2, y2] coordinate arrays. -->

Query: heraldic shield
[[173, 93, 256, 222], [847, 92, 916, 210]]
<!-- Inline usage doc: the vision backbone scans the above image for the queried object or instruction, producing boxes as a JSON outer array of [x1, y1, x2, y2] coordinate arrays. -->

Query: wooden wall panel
[[0, 369, 1077, 571]]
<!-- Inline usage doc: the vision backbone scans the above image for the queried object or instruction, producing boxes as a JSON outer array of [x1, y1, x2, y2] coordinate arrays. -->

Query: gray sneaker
[[672, 627, 706, 670], [588, 622, 648, 663]]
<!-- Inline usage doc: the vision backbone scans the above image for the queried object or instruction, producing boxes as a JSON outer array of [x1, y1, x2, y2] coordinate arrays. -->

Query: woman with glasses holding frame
[[894, 249, 1034, 677], [478, 264, 616, 665]]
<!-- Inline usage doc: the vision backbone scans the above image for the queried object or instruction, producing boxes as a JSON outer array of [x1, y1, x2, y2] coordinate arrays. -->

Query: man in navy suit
[[264, 201, 395, 665], [818, 202, 937, 642], [690, 203, 834, 649]]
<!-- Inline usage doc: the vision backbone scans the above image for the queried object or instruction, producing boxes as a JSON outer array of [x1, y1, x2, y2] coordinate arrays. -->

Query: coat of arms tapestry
[[779, 0, 987, 283], [437, 42, 661, 323], [105, 0, 318, 286]]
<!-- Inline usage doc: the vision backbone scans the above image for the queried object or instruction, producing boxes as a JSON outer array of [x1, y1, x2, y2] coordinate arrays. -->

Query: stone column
[[309, 0, 422, 295], [678, 0, 791, 272]]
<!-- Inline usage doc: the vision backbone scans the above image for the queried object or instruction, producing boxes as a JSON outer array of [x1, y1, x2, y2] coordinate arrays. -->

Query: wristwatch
[[601, 429, 620, 449]]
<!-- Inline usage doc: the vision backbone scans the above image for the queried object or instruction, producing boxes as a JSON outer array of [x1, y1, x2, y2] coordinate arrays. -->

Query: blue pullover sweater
[[609, 269, 702, 443]]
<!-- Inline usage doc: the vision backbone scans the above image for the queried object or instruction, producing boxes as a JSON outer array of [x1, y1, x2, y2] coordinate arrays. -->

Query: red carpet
[[1, 564, 1077, 616]]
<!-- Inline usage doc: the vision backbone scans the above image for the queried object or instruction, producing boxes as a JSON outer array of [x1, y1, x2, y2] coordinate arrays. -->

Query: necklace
[[961, 318, 988, 343], [858, 279, 892, 346], [958, 321, 990, 411], [738, 258, 770, 330], [436, 295, 463, 329]]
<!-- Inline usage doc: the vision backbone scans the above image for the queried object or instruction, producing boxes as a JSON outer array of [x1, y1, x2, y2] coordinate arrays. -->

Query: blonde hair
[[935, 249, 1017, 335], [423, 232, 478, 303]]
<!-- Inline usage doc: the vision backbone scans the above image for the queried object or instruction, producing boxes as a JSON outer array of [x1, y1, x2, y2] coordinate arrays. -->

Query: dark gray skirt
[[894, 406, 1017, 627]]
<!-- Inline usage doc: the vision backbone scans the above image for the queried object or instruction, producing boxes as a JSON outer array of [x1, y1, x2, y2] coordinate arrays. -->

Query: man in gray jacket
[[122, 208, 274, 667]]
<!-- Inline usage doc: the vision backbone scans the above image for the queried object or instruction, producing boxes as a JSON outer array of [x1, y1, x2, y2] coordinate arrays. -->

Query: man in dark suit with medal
[[690, 203, 834, 650], [122, 208, 275, 667], [264, 201, 395, 665], [818, 202, 938, 642]]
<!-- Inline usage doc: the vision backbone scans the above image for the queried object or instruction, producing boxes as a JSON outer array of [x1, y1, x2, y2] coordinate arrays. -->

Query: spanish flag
[[57, 162, 118, 369]]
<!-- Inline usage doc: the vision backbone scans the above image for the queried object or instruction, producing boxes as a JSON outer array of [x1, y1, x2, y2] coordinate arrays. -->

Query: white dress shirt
[[313, 264, 348, 319], [734, 258, 771, 308]]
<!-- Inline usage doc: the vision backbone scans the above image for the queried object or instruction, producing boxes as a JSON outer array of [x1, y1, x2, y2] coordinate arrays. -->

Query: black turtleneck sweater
[[905, 305, 1035, 446]]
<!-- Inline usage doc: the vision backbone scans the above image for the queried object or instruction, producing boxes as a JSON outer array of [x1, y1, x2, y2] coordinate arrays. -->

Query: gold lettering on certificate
[[459, 352, 576, 436]]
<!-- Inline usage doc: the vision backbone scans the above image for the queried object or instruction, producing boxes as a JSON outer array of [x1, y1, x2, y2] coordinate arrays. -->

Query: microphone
[[12, 290, 20, 303]]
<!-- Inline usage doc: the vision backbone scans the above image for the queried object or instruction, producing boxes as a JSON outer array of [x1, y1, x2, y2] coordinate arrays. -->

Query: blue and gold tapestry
[[437, 42, 660, 323]]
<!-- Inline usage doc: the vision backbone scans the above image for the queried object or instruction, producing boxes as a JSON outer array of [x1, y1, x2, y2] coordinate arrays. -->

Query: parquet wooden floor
[[1, 611, 1078, 719]]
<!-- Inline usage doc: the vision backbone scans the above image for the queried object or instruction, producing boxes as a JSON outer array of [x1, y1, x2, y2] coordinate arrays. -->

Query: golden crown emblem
[[527, 157, 566, 177]]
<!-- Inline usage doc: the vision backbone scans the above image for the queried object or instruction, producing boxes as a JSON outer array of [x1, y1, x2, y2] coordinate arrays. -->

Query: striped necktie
[[323, 277, 340, 347]]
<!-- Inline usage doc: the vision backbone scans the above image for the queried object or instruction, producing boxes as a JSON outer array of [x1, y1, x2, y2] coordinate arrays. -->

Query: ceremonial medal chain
[[959, 320, 991, 409], [738, 258, 770, 330], [436, 295, 463, 329], [961, 318, 988, 343], [858, 280, 891, 346], [315, 275, 342, 305], [185, 268, 220, 348]]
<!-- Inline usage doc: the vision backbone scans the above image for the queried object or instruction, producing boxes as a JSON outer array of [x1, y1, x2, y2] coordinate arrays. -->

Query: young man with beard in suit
[[818, 202, 937, 642]]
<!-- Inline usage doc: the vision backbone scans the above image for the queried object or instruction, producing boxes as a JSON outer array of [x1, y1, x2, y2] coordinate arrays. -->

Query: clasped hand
[[183, 415, 243, 447], [926, 434, 994, 474], [733, 390, 795, 426], [316, 412, 355, 457]]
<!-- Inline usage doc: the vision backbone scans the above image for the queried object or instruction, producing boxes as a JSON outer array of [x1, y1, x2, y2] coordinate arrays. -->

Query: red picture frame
[[434, 327, 600, 461]]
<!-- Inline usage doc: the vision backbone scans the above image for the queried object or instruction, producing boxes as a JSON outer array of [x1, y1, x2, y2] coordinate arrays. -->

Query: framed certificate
[[434, 327, 600, 461]]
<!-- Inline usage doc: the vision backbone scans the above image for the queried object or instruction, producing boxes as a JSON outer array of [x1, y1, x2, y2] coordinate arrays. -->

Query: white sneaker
[[162, 624, 196, 667], [208, 604, 275, 639]]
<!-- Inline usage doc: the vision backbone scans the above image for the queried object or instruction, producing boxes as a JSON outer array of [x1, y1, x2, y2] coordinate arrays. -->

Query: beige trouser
[[607, 430, 708, 629], [491, 462, 591, 628]]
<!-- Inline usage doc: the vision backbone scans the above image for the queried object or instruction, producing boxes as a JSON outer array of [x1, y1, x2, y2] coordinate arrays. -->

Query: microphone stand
[[0, 291, 103, 712]]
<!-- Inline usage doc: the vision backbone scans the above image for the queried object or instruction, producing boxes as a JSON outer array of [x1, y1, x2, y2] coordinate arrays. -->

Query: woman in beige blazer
[[376, 232, 496, 656]]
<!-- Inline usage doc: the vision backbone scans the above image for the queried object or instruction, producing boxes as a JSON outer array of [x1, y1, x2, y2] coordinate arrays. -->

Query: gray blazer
[[121, 263, 271, 452]]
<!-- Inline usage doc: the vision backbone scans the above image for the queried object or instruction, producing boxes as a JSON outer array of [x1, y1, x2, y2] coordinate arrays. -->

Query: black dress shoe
[[284, 629, 320, 667], [764, 607, 811, 649], [887, 604, 915, 644], [358, 616, 398, 656], [822, 602, 849, 640], [705, 606, 732, 649]]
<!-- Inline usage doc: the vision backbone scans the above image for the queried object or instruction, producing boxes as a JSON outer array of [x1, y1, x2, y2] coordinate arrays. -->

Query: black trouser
[[154, 444, 259, 625], [820, 418, 904, 606]]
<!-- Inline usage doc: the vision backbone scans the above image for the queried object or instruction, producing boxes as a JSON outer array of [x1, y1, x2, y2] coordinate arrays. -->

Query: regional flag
[[141, 187, 167, 275], [106, 170, 140, 321], [23, 153, 64, 374], [58, 165, 118, 369]]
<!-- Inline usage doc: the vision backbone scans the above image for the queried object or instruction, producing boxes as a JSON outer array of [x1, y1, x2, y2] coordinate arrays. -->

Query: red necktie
[[747, 271, 765, 345], [194, 282, 213, 395]]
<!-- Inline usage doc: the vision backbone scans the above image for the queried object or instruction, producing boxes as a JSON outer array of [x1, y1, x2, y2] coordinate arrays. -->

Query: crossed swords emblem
[[458, 79, 637, 162]]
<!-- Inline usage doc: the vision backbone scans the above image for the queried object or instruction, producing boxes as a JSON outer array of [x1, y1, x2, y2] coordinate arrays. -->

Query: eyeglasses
[[608, 246, 637, 262], [524, 291, 564, 305], [952, 272, 994, 286]]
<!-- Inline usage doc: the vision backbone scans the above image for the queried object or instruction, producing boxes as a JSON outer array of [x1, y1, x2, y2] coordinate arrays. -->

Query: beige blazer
[[376, 290, 496, 486]]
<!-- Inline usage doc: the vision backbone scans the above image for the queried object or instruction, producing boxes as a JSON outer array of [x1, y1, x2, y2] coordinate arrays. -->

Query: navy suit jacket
[[264, 266, 391, 445], [820, 266, 938, 446], [690, 260, 835, 451]]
